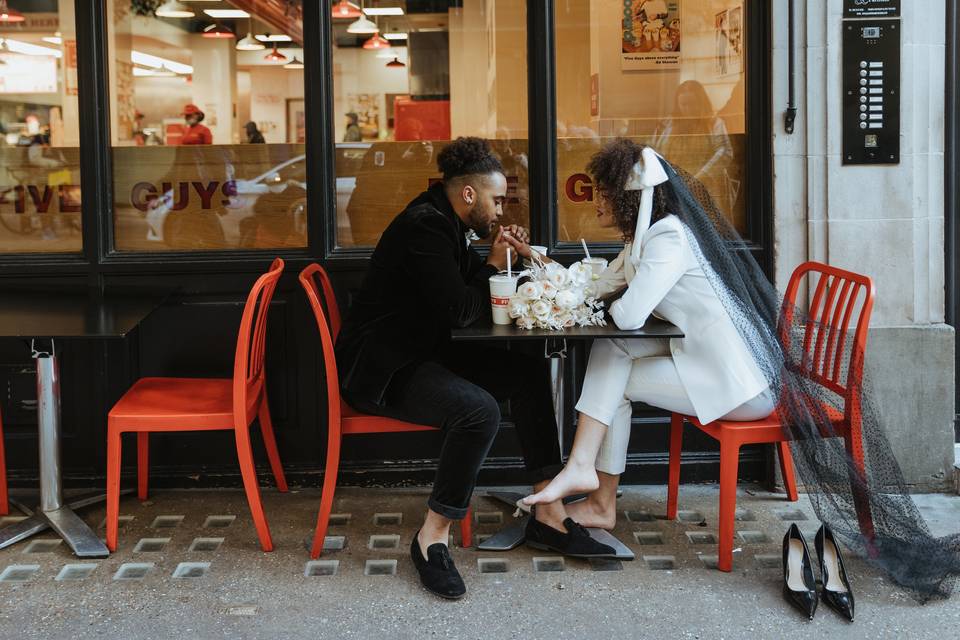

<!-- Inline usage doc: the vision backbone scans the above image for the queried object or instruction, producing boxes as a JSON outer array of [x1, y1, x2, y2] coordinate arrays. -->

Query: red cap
[[182, 104, 202, 116]]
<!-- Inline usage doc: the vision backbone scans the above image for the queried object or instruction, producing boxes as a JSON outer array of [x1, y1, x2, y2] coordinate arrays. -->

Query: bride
[[526, 138, 960, 602], [523, 139, 774, 523]]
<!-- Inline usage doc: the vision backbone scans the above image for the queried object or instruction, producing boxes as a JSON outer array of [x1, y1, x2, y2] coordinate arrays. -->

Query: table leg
[[546, 338, 567, 451], [0, 343, 110, 557]]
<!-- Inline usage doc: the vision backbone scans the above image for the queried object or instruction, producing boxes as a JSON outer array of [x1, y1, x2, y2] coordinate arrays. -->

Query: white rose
[[517, 281, 543, 301], [508, 298, 529, 318], [555, 289, 578, 310], [547, 268, 569, 289], [542, 281, 558, 300], [567, 262, 591, 286], [531, 299, 552, 319]]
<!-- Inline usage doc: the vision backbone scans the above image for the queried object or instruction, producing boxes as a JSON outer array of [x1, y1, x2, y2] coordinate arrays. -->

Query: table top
[[451, 317, 683, 341], [0, 291, 166, 339]]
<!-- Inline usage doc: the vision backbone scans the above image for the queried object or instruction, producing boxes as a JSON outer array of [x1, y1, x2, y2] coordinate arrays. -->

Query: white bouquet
[[507, 257, 606, 330]]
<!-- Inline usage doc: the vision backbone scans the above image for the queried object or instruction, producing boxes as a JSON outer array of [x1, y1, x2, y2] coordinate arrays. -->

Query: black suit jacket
[[335, 182, 498, 407]]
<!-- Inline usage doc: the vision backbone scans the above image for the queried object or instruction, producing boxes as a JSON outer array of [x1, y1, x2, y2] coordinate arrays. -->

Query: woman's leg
[[523, 339, 645, 506]]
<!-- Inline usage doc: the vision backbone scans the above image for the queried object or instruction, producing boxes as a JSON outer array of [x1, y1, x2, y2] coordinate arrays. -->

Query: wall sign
[[843, 0, 900, 19]]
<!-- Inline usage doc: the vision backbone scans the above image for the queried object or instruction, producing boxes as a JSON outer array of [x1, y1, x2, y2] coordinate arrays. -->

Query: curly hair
[[437, 137, 504, 182], [586, 138, 669, 242]]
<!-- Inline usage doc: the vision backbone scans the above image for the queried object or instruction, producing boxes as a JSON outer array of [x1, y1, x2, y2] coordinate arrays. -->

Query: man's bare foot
[[522, 463, 599, 506], [564, 498, 616, 530]]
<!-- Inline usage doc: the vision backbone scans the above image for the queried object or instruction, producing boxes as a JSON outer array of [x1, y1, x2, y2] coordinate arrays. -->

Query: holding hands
[[487, 224, 534, 271]]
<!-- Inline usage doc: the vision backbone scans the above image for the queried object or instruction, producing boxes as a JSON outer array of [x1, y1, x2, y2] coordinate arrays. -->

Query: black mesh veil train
[[625, 146, 960, 601]]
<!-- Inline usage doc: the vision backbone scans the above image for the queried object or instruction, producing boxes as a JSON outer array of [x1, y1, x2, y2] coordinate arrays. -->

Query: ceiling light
[[385, 57, 405, 68], [383, 32, 408, 40], [346, 16, 378, 34], [264, 45, 287, 62], [155, 0, 195, 18], [255, 33, 292, 42], [0, 0, 25, 22], [42, 32, 63, 45], [362, 34, 389, 50], [202, 23, 235, 38], [283, 56, 304, 69], [2, 38, 62, 57], [236, 31, 264, 50], [331, 1, 362, 19], [363, 7, 403, 16], [203, 9, 250, 19], [131, 50, 193, 74], [133, 65, 177, 77]]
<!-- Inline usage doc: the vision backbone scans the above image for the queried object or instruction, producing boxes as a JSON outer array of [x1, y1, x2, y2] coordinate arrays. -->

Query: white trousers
[[574, 338, 775, 475]]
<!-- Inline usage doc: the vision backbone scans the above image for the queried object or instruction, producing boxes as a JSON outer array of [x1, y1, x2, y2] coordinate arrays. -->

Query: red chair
[[0, 407, 7, 516], [299, 263, 472, 559], [106, 258, 289, 552], [667, 261, 876, 571]]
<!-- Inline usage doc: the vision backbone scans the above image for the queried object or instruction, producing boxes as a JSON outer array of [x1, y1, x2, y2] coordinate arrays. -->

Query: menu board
[[0, 55, 58, 94]]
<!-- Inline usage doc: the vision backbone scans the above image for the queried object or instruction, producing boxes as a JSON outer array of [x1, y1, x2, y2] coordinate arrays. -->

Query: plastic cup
[[489, 274, 519, 325], [582, 257, 608, 277]]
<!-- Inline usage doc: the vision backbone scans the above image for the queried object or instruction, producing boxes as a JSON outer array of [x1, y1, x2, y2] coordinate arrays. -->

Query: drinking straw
[[581, 238, 591, 260], [507, 248, 512, 279]]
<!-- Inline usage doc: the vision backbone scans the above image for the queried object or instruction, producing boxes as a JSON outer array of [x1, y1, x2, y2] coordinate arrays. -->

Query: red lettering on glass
[[161, 182, 190, 211], [565, 174, 593, 203], [27, 185, 55, 213], [192, 181, 219, 209], [131, 182, 158, 212]]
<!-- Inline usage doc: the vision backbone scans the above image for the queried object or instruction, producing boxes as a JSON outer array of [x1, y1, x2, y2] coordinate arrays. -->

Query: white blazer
[[594, 214, 769, 424]]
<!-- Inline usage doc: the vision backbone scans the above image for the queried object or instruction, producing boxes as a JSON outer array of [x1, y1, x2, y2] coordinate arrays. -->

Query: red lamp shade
[[385, 57, 405, 68], [202, 23, 236, 39], [362, 34, 389, 50], [331, 1, 362, 19], [0, 0, 25, 23], [264, 45, 287, 62]]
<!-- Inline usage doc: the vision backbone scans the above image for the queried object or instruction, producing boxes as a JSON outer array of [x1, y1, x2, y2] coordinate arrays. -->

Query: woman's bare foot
[[522, 462, 599, 506], [564, 498, 616, 530]]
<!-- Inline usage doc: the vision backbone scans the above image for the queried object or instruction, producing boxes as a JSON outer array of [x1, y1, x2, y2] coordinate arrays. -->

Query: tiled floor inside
[[1, 484, 958, 639]]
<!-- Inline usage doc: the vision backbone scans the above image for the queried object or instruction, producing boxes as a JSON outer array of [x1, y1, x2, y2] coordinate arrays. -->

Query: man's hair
[[437, 137, 504, 182]]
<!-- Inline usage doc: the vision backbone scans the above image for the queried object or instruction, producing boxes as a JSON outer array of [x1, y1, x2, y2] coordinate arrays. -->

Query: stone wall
[[771, 0, 956, 489]]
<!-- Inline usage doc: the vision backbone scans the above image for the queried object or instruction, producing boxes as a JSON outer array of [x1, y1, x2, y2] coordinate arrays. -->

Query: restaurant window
[[555, 0, 747, 243], [332, 0, 528, 249], [0, 0, 82, 254], [107, 0, 307, 252]]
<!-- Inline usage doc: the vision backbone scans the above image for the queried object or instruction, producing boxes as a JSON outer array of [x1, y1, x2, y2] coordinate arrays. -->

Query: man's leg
[[382, 361, 501, 556], [440, 344, 570, 529]]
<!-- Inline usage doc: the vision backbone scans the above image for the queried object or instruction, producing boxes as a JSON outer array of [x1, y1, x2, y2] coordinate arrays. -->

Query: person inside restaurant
[[180, 103, 213, 145]]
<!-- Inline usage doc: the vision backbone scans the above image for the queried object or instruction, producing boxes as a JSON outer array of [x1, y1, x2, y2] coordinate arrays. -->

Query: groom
[[336, 137, 615, 599]]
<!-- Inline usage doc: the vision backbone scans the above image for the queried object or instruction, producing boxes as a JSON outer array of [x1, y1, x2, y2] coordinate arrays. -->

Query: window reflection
[[0, 0, 81, 254], [555, 0, 747, 243], [332, 0, 529, 249], [109, 0, 307, 252]]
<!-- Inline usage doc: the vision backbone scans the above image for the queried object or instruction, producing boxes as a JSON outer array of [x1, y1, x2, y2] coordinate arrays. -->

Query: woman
[[526, 139, 960, 603], [524, 139, 773, 520]]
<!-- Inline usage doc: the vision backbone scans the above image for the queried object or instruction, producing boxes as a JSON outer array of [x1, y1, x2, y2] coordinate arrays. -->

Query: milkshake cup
[[489, 274, 519, 325]]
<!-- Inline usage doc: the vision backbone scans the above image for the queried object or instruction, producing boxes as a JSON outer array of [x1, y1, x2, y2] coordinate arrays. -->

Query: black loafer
[[410, 532, 466, 600], [525, 516, 618, 559]]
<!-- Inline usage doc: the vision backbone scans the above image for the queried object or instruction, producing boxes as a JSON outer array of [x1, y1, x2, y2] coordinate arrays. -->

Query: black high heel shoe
[[782, 524, 818, 620], [816, 525, 855, 622]]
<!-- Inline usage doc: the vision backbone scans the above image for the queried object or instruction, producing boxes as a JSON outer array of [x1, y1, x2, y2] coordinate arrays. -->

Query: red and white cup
[[489, 274, 519, 325]]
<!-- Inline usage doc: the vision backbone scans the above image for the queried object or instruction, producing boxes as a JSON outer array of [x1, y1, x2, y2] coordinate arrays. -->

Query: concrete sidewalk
[[1, 484, 958, 639]]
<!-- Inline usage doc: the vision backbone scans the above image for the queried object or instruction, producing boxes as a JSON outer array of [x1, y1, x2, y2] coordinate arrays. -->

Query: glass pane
[[333, 0, 528, 248], [108, 0, 307, 252], [556, 0, 747, 243], [0, 0, 82, 254]]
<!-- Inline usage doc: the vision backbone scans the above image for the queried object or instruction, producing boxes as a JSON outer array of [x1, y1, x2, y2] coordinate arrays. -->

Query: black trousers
[[366, 343, 563, 520]]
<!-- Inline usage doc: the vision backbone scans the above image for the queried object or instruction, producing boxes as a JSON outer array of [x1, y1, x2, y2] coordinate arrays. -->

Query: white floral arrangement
[[508, 258, 606, 330]]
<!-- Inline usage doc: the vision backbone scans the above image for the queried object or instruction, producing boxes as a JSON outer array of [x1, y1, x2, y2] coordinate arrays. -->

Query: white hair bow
[[624, 146, 669, 262]]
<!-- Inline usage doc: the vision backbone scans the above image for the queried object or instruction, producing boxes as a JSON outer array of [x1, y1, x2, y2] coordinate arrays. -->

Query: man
[[180, 104, 212, 145], [336, 137, 615, 600]]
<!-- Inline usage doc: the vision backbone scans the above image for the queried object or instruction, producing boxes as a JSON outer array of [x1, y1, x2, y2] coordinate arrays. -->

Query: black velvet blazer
[[335, 182, 498, 407]]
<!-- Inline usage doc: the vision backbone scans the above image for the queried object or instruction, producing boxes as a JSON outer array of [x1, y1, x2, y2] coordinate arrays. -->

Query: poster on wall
[[346, 93, 380, 140], [714, 5, 743, 76], [621, 0, 682, 70], [287, 99, 305, 143]]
